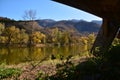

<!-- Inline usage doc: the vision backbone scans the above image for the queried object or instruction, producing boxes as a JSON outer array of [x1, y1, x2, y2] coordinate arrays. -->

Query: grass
[[0, 68, 21, 79]]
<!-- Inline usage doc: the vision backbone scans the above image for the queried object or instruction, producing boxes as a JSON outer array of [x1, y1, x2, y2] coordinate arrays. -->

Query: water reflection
[[0, 45, 88, 65]]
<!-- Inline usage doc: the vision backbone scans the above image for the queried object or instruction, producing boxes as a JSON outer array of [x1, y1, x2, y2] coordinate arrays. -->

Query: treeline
[[0, 23, 96, 47]]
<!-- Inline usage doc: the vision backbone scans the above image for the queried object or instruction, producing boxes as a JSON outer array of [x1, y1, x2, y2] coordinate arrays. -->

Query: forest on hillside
[[0, 22, 96, 47]]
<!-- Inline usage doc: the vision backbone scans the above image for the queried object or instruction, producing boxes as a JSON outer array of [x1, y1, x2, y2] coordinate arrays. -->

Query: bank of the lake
[[0, 55, 89, 80], [0, 45, 89, 65]]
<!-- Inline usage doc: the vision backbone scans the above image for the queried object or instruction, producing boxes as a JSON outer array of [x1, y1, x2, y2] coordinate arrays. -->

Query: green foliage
[[0, 68, 21, 79], [112, 38, 120, 46], [0, 60, 21, 79]]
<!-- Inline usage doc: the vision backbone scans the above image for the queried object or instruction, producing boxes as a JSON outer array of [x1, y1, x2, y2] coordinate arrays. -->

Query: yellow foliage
[[81, 37, 88, 45], [31, 31, 46, 44], [0, 23, 5, 34], [0, 36, 8, 43]]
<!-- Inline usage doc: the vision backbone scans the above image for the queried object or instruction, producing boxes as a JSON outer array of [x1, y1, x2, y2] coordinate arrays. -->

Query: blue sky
[[0, 0, 102, 21]]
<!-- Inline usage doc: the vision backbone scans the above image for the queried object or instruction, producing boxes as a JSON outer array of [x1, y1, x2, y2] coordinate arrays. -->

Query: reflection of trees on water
[[0, 45, 88, 65]]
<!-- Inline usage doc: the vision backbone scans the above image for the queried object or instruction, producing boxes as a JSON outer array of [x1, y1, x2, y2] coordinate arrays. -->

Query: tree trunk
[[91, 18, 119, 56]]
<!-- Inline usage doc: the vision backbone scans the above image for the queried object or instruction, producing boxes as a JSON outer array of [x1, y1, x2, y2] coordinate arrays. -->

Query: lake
[[0, 45, 88, 65]]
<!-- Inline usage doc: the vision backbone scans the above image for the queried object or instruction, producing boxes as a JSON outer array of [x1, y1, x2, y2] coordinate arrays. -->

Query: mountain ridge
[[0, 17, 102, 34], [36, 19, 101, 33]]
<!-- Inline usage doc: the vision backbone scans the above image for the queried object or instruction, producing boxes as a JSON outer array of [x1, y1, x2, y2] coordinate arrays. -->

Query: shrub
[[0, 68, 21, 79]]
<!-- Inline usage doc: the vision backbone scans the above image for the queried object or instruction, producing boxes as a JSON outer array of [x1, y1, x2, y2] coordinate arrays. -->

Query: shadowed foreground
[[48, 45, 120, 80], [0, 45, 119, 80]]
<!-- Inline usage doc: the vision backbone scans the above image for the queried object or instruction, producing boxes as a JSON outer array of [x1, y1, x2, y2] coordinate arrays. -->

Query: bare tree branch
[[22, 9, 36, 21]]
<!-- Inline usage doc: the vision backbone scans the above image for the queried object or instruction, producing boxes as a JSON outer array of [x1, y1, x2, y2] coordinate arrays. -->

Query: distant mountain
[[0, 17, 101, 34], [68, 19, 80, 22], [91, 20, 102, 25], [36, 19, 56, 27], [74, 20, 101, 33], [36, 19, 101, 33]]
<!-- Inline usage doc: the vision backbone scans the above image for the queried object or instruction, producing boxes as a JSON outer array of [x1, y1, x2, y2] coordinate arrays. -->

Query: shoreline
[[0, 55, 89, 80]]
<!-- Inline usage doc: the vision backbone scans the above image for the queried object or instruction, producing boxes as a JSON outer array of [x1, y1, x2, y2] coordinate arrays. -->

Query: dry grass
[[0, 55, 89, 80]]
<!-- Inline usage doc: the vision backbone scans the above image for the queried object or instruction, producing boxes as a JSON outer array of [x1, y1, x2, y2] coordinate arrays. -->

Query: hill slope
[[0, 17, 101, 34], [36, 19, 101, 33]]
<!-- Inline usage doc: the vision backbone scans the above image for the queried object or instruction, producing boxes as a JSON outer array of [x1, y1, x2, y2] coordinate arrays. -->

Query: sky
[[0, 0, 102, 21]]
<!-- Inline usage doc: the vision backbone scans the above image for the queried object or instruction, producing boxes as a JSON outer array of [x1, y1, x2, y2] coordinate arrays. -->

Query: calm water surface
[[0, 45, 88, 65]]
